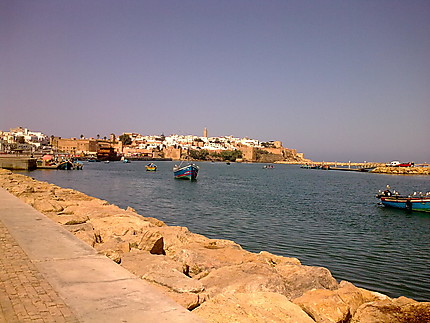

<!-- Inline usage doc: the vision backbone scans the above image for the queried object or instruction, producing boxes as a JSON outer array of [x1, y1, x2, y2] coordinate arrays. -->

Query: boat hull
[[173, 164, 199, 180], [380, 196, 430, 212], [146, 166, 157, 171], [57, 161, 74, 170]]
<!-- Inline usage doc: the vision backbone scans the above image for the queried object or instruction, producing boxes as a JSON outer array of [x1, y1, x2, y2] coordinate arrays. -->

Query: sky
[[1, 0, 429, 162]]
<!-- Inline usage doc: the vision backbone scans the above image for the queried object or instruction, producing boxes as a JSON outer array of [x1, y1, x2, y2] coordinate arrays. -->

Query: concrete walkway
[[0, 188, 204, 323]]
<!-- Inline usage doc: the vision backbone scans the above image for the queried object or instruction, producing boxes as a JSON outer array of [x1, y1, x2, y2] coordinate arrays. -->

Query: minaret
[[203, 127, 208, 138]]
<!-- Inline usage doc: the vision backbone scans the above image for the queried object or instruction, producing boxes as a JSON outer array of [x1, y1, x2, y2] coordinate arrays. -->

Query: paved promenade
[[0, 188, 204, 323]]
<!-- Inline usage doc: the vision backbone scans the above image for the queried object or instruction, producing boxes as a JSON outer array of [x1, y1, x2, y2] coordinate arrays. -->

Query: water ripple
[[23, 162, 430, 301]]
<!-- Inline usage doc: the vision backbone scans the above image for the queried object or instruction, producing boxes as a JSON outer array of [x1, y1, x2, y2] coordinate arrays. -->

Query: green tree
[[189, 149, 209, 160], [119, 134, 132, 145], [220, 150, 242, 161]]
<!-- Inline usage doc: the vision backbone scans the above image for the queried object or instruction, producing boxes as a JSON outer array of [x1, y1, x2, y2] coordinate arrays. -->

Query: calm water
[[21, 161, 430, 301]]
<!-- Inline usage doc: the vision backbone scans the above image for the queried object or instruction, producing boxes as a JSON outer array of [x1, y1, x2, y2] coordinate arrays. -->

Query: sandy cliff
[[0, 168, 429, 322]]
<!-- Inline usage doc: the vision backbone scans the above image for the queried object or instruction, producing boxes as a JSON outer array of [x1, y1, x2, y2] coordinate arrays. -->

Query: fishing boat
[[145, 163, 157, 171], [173, 163, 199, 180], [376, 187, 430, 212], [57, 160, 76, 170]]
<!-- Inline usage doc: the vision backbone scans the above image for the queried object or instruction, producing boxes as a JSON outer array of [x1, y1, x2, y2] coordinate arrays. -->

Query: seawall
[[0, 156, 37, 170], [0, 168, 429, 322]]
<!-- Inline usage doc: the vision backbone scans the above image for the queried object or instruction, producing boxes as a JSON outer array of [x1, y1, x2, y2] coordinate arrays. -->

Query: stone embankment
[[1, 168, 429, 323], [371, 166, 430, 175]]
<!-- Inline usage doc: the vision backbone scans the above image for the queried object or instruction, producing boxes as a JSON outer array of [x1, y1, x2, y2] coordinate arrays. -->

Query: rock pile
[[1, 168, 429, 322], [371, 166, 430, 175]]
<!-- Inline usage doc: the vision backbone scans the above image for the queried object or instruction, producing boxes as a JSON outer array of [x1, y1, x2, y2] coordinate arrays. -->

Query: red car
[[398, 162, 414, 167]]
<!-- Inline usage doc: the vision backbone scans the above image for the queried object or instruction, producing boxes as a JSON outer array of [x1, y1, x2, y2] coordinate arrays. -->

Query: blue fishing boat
[[173, 163, 199, 180], [376, 187, 430, 212]]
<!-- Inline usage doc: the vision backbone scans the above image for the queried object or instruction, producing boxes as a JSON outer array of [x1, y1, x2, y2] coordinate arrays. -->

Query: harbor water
[[22, 161, 430, 301]]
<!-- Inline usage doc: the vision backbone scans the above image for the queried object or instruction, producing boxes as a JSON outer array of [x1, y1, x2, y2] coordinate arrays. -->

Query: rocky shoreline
[[1, 168, 429, 322], [371, 166, 430, 175]]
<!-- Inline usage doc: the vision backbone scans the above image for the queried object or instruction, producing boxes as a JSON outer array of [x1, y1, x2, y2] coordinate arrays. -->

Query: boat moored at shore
[[37, 157, 83, 170]]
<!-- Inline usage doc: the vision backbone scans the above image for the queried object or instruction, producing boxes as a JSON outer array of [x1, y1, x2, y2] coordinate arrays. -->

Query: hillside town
[[0, 127, 307, 163]]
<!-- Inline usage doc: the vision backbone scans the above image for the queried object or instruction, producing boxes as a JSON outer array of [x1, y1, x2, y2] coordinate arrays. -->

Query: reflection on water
[[22, 161, 430, 301]]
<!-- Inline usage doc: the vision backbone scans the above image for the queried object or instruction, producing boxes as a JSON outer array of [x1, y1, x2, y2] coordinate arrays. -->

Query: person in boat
[[383, 185, 392, 197]]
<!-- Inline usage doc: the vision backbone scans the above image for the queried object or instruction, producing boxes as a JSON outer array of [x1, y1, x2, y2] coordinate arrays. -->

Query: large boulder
[[200, 262, 289, 297], [351, 298, 430, 323], [88, 215, 153, 240], [32, 198, 64, 213], [293, 281, 386, 322], [137, 230, 165, 255], [171, 245, 250, 277], [166, 233, 300, 278], [193, 292, 315, 323], [275, 263, 339, 300], [121, 251, 206, 309], [62, 222, 99, 246], [121, 251, 204, 293], [199, 261, 337, 300]]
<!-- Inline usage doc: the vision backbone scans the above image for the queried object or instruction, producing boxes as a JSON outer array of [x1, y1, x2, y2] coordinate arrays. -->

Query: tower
[[203, 127, 208, 138]]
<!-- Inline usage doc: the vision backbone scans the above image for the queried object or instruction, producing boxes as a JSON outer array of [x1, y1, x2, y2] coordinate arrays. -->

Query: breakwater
[[372, 166, 430, 175], [1, 167, 429, 322]]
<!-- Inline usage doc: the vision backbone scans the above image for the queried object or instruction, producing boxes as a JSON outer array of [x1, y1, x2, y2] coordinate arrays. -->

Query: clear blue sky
[[1, 0, 429, 162]]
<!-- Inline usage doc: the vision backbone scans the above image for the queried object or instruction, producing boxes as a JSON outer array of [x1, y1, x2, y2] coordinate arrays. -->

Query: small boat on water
[[301, 164, 317, 169], [121, 156, 130, 163], [37, 156, 83, 170], [56, 160, 83, 170], [376, 186, 430, 212], [173, 163, 199, 180], [145, 163, 157, 171]]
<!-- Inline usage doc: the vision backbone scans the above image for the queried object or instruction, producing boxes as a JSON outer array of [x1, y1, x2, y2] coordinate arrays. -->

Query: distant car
[[399, 162, 414, 167], [386, 161, 414, 167], [386, 161, 400, 166]]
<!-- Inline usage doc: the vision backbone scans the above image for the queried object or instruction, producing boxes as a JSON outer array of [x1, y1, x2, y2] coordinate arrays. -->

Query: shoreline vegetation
[[1, 168, 429, 322]]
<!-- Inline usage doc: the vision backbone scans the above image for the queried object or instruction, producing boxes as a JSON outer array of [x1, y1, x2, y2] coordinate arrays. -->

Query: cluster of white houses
[[0, 127, 305, 162], [0, 127, 50, 154]]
